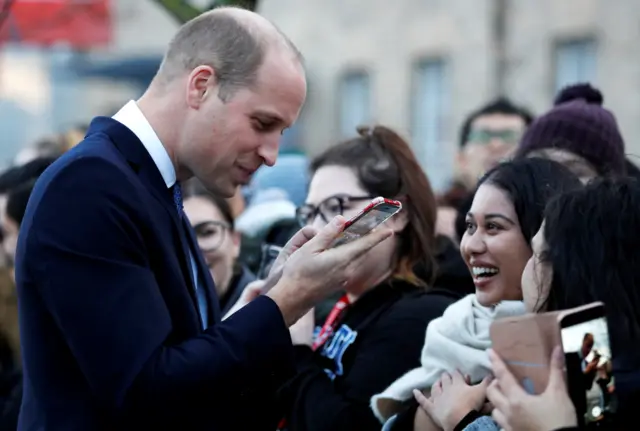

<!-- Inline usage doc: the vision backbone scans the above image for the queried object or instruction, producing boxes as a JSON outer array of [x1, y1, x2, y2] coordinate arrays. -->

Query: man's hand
[[267, 215, 392, 326], [486, 347, 577, 431], [257, 226, 319, 293], [270, 226, 318, 277], [222, 280, 264, 320], [414, 371, 492, 431], [289, 308, 315, 346]]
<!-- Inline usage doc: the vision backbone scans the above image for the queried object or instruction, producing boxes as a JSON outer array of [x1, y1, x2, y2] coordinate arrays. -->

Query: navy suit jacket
[[15, 117, 295, 430]]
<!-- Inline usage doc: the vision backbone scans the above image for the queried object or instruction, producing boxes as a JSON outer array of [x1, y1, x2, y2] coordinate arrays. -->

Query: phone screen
[[330, 202, 400, 248], [561, 315, 616, 426]]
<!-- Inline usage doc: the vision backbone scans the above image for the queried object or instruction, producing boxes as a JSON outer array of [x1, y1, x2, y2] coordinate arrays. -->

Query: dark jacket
[[15, 117, 295, 431], [278, 279, 464, 430], [315, 235, 474, 325]]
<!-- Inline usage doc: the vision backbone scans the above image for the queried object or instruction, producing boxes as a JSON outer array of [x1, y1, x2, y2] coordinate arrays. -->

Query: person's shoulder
[[34, 143, 130, 199], [48, 137, 125, 178], [24, 143, 139, 234]]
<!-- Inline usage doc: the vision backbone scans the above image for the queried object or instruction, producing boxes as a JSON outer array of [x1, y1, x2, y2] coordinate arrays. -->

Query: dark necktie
[[173, 182, 184, 213], [173, 182, 208, 329]]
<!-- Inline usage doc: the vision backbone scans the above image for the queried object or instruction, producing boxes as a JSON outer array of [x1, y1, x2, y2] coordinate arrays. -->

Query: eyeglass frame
[[295, 194, 376, 227], [192, 220, 232, 253], [466, 128, 523, 146]]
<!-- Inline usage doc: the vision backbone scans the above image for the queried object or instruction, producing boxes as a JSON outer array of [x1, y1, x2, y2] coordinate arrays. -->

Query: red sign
[[1, 0, 112, 48]]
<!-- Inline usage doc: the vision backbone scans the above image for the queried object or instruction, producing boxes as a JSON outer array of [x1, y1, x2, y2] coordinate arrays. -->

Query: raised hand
[[267, 215, 392, 326]]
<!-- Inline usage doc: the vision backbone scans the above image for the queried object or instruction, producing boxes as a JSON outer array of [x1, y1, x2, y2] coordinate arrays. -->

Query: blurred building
[[259, 0, 640, 192], [2, 0, 640, 188], [0, 0, 179, 166]]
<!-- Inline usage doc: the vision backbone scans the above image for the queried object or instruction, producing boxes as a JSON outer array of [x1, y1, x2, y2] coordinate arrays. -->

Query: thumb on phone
[[270, 225, 318, 273], [305, 216, 347, 251], [282, 226, 318, 254], [335, 226, 393, 262]]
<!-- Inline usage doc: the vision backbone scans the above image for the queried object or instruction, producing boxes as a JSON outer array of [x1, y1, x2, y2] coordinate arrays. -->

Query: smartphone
[[560, 302, 616, 426], [490, 311, 563, 395], [329, 197, 402, 248], [491, 303, 616, 426], [259, 197, 401, 294]]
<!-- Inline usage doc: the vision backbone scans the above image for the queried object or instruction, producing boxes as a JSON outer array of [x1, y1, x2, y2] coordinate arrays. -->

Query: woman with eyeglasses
[[275, 126, 470, 431], [182, 180, 256, 316]]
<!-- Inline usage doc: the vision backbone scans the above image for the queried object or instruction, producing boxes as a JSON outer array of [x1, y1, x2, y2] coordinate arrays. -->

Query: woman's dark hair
[[183, 179, 235, 230], [4, 157, 57, 227], [310, 125, 438, 286], [0, 157, 56, 194], [476, 157, 582, 245], [540, 177, 640, 346], [625, 157, 640, 181], [6, 179, 36, 227]]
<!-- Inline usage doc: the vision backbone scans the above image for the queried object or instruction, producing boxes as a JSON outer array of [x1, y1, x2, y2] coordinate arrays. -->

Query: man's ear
[[186, 65, 217, 109]]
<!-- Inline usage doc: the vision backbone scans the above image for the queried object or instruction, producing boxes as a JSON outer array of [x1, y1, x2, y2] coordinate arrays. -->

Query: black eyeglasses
[[192, 221, 231, 253], [296, 194, 375, 226]]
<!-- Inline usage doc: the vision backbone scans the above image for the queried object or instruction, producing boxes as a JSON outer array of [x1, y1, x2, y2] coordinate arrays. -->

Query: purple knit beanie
[[516, 83, 626, 175]]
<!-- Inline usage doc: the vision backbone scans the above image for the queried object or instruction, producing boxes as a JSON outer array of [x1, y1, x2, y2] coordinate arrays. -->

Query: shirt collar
[[112, 100, 176, 188]]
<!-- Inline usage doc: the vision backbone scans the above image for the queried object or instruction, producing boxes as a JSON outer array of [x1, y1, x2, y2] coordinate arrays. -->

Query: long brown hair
[[310, 125, 438, 286]]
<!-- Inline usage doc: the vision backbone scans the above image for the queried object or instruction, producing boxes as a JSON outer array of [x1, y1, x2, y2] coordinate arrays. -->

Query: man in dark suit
[[14, 7, 390, 431]]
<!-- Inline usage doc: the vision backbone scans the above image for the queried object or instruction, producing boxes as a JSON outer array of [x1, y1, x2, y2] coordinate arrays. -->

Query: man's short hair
[[155, 9, 299, 102], [459, 98, 534, 148]]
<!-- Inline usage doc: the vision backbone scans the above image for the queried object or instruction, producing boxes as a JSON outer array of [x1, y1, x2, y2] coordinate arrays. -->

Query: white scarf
[[370, 294, 526, 423]]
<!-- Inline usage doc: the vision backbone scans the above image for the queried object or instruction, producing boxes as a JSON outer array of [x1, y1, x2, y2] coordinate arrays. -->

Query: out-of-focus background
[[1, 0, 639, 192]]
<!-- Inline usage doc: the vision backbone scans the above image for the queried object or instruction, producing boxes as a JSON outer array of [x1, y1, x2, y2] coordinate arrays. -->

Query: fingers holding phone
[[487, 347, 577, 431], [258, 226, 319, 295], [268, 226, 318, 277], [266, 213, 393, 326], [222, 280, 265, 320], [329, 197, 402, 248]]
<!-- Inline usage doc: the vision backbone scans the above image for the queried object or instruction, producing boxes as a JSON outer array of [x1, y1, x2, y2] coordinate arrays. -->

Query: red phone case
[[330, 197, 402, 248], [342, 197, 402, 229]]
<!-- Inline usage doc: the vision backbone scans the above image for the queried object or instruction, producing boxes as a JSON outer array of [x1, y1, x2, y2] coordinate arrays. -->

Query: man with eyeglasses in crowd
[[436, 98, 534, 241]]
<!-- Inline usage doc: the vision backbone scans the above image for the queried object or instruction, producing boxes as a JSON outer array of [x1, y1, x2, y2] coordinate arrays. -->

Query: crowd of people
[[1, 6, 640, 431]]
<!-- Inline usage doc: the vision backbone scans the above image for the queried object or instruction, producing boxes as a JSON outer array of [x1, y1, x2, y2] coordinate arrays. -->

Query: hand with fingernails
[[486, 347, 577, 431], [228, 215, 392, 326], [414, 370, 493, 431], [222, 280, 264, 320], [268, 215, 392, 325]]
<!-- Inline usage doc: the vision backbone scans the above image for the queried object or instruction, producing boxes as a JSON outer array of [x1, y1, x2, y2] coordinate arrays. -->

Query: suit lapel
[[88, 117, 206, 323]]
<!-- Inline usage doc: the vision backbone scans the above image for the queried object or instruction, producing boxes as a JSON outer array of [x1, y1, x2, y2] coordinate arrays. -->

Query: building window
[[411, 58, 450, 192], [338, 71, 371, 138], [554, 39, 597, 91]]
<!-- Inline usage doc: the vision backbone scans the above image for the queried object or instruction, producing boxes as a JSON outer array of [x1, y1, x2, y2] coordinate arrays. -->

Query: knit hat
[[516, 83, 625, 175]]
